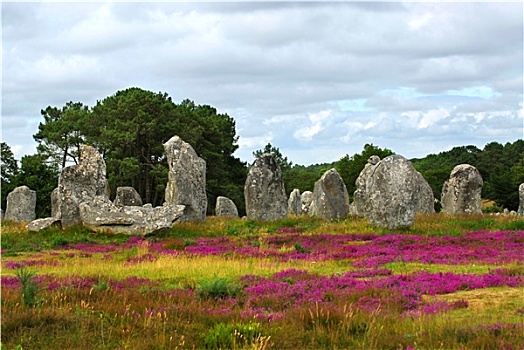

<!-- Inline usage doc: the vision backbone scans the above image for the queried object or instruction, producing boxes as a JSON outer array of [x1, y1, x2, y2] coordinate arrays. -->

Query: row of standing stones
[[3, 136, 524, 234]]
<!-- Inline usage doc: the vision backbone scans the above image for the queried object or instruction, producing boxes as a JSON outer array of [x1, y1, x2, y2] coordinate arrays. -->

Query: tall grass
[[1, 213, 523, 349]]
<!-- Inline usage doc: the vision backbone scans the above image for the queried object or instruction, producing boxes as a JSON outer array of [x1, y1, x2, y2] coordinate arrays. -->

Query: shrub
[[15, 267, 41, 307], [197, 276, 242, 300]]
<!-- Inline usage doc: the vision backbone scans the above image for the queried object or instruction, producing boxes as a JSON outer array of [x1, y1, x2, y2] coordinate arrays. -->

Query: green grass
[[1, 213, 523, 349]]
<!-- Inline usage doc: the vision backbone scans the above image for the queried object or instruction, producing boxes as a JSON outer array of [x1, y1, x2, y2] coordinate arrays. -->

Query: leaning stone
[[114, 187, 143, 207], [27, 217, 61, 232], [441, 164, 483, 214], [164, 136, 207, 222], [79, 196, 185, 236], [288, 189, 301, 216], [215, 196, 239, 218], [310, 168, 350, 221], [5, 186, 36, 222], [352, 156, 381, 216], [58, 145, 110, 228], [414, 172, 436, 214], [244, 153, 288, 221], [300, 191, 313, 215]]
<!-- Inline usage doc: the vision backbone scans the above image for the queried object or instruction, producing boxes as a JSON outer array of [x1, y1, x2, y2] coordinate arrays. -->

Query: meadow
[[1, 214, 524, 349]]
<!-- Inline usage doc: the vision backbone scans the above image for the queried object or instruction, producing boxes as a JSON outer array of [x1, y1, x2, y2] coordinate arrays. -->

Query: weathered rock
[[79, 196, 185, 236], [441, 164, 483, 214], [352, 156, 381, 216], [57, 145, 109, 228], [114, 187, 143, 207], [244, 153, 288, 221], [215, 196, 239, 218], [5, 186, 36, 222], [51, 188, 60, 218], [27, 217, 61, 232], [414, 172, 436, 214], [300, 191, 313, 215], [518, 183, 524, 216], [310, 168, 350, 220], [363, 155, 421, 229], [0, 208, 3, 221], [164, 136, 207, 222], [288, 189, 301, 216]]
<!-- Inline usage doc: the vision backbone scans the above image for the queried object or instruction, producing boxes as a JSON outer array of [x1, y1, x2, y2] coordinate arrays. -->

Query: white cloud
[[418, 108, 451, 129], [2, 2, 522, 165], [293, 110, 330, 141]]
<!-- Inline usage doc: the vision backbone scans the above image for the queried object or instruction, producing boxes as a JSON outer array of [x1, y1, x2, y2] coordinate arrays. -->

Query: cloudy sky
[[3, 1, 523, 166]]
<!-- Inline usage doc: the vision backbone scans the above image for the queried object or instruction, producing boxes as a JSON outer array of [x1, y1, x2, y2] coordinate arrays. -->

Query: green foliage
[[413, 140, 524, 210], [15, 267, 41, 307], [1, 142, 19, 211], [335, 143, 395, 198], [15, 154, 59, 217], [1, 144, 59, 217], [197, 276, 242, 300], [202, 322, 262, 350], [33, 101, 89, 168]]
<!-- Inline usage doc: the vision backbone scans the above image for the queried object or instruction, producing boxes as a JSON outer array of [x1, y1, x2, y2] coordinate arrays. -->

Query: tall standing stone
[[363, 155, 421, 229], [114, 187, 143, 207], [288, 189, 301, 216], [58, 145, 109, 228], [441, 164, 483, 214], [244, 153, 287, 221], [164, 135, 207, 222], [51, 188, 60, 218], [215, 196, 239, 218], [518, 183, 524, 216], [300, 191, 313, 215], [310, 168, 350, 220], [5, 186, 36, 222]]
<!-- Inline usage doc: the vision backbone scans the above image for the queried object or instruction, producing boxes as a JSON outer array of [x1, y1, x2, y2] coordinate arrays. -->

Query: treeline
[[411, 141, 524, 211], [1, 87, 523, 217]]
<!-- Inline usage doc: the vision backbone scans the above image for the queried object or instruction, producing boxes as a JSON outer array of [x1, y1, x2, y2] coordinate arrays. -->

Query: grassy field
[[1, 214, 523, 349]]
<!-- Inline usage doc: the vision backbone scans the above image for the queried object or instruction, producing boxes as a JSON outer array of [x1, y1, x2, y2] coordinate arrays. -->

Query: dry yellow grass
[[427, 287, 524, 312]]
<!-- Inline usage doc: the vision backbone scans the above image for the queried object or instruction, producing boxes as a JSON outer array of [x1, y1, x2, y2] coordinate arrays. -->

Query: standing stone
[[352, 155, 380, 216], [363, 155, 421, 229], [58, 145, 109, 228], [288, 189, 301, 216], [518, 183, 524, 216], [5, 186, 36, 222], [51, 188, 60, 218], [441, 164, 483, 214], [114, 187, 143, 207], [164, 136, 207, 222], [414, 172, 436, 214], [215, 196, 239, 218], [300, 191, 313, 215], [310, 168, 350, 220], [244, 153, 287, 221]]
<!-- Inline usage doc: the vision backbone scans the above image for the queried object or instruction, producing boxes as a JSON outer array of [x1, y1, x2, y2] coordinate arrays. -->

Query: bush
[[197, 276, 242, 300], [15, 267, 41, 307]]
